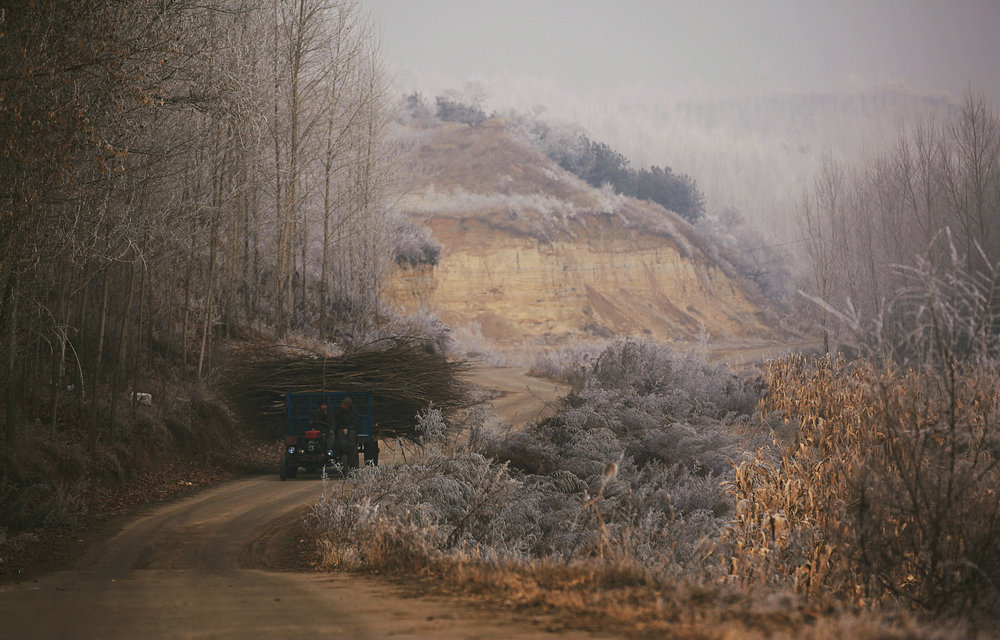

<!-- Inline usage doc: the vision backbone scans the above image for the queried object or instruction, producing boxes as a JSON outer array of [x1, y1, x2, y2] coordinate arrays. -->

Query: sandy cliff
[[384, 119, 783, 346]]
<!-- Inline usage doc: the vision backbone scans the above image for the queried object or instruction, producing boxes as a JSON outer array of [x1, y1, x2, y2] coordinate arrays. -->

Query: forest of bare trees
[[0, 0, 395, 449], [799, 91, 999, 364]]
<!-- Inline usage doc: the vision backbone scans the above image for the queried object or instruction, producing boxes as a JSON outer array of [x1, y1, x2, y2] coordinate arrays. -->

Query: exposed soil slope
[[385, 119, 793, 346]]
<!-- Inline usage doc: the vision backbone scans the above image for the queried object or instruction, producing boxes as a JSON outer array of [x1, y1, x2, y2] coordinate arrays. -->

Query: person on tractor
[[309, 401, 334, 460], [333, 397, 361, 469], [308, 401, 330, 435]]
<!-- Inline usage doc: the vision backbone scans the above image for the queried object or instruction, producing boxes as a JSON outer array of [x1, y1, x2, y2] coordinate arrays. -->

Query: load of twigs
[[225, 335, 471, 440]]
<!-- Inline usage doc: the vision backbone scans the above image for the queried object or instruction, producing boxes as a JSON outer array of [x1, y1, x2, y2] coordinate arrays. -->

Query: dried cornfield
[[722, 353, 1000, 613]]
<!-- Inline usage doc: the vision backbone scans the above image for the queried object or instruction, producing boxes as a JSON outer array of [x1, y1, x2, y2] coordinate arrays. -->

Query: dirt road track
[[464, 366, 567, 432], [0, 474, 615, 639]]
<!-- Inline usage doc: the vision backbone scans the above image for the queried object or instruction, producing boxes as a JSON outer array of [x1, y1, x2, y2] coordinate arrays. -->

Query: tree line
[[0, 0, 396, 448], [544, 134, 706, 223], [799, 91, 1000, 364]]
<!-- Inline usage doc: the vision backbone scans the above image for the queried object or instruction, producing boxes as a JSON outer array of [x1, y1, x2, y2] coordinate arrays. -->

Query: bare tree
[[1, 0, 396, 448], [942, 91, 1000, 275], [798, 90, 1000, 362]]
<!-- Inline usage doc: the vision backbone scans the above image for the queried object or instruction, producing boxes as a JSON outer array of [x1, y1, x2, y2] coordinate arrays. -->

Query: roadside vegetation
[[309, 334, 998, 637]]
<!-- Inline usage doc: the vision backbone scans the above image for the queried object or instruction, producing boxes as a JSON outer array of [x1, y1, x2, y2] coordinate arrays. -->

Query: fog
[[367, 0, 998, 102], [364, 0, 998, 241]]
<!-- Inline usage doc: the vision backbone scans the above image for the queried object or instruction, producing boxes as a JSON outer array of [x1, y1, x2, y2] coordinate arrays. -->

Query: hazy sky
[[363, 0, 1000, 107]]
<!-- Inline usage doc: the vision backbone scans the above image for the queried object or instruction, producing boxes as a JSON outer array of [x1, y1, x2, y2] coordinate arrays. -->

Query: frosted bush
[[312, 449, 546, 566], [311, 338, 766, 576], [529, 341, 608, 382], [389, 213, 440, 267], [483, 339, 768, 560], [415, 404, 448, 445]]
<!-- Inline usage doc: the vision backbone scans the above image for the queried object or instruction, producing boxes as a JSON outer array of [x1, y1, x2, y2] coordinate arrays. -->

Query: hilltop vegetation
[[409, 92, 707, 223]]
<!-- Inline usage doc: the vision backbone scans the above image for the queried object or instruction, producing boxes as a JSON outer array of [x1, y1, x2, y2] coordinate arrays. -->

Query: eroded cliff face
[[384, 119, 778, 346], [386, 216, 772, 344]]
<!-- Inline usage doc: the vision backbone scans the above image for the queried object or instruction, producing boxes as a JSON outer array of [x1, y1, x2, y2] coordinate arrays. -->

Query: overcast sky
[[363, 0, 1000, 107]]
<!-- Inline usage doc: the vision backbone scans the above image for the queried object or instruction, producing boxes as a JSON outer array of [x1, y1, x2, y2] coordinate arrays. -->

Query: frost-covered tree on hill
[[539, 129, 705, 221], [435, 95, 487, 127], [636, 165, 706, 222]]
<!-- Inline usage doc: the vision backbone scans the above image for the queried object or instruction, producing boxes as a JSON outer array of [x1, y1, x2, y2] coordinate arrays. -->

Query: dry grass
[[315, 549, 973, 639]]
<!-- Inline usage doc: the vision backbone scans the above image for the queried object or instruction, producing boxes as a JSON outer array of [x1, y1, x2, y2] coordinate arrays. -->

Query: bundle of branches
[[225, 336, 471, 440]]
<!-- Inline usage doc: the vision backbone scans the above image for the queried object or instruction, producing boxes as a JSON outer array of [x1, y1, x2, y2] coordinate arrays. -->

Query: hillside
[[384, 118, 792, 346]]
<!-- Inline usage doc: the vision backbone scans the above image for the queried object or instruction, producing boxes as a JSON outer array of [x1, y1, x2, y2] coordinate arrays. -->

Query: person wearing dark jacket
[[333, 397, 360, 469], [309, 401, 335, 462], [309, 401, 330, 434]]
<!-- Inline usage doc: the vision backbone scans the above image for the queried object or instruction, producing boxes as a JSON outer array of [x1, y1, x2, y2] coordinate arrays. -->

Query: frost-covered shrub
[[528, 342, 608, 383], [311, 449, 545, 568], [484, 340, 766, 561], [448, 322, 511, 365], [347, 310, 453, 356], [415, 404, 448, 445], [311, 338, 766, 577], [390, 214, 441, 267], [503, 340, 759, 477]]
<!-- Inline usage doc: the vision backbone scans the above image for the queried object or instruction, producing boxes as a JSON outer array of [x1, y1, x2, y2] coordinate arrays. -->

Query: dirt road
[[0, 367, 605, 639], [463, 366, 568, 432], [0, 474, 616, 639]]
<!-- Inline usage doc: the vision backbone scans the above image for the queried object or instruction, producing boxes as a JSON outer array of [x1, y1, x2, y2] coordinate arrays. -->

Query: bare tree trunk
[[320, 160, 332, 339], [182, 216, 196, 379], [272, 0, 287, 337], [285, 0, 302, 333], [198, 201, 220, 381], [48, 272, 72, 436], [130, 264, 147, 420], [74, 278, 89, 402], [109, 261, 137, 435], [88, 268, 111, 451], [3, 275, 19, 448]]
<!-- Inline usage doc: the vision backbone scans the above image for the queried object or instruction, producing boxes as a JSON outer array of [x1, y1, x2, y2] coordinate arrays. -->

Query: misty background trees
[[0, 0, 395, 446], [798, 91, 999, 364]]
